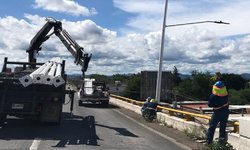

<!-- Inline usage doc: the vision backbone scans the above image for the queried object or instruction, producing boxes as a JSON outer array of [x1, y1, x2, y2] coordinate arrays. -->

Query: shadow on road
[[0, 113, 100, 147], [96, 123, 138, 138], [79, 103, 120, 109]]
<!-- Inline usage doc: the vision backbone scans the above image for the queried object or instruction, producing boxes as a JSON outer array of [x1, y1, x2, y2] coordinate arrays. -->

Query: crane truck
[[0, 18, 91, 125]]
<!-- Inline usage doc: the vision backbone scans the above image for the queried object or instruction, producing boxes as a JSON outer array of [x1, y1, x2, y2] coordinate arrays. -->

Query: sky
[[0, 0, 250, 75]]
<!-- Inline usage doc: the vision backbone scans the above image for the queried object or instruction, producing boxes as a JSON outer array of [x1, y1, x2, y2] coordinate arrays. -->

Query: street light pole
[[155, 2, 229, 104], [155, 0, 168, 103]]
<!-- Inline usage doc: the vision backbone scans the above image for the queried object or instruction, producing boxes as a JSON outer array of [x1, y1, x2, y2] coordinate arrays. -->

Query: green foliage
[[175, 70, 211, 100], [190, 71, 211, 99], [229, 88, 250, 105], [123, 73, 141, 100], [222, 73, 246, 90], [88, 73, 132, 85], [174, 79, 195, 99], [174, 69, 250, 104], [89, 74, 110, 83], [172, 66, 181, 86], [112, 74, 130, 83], [67, 75, 83, 88], [207, 138, 235, 150], [67, 70, 250, 105]]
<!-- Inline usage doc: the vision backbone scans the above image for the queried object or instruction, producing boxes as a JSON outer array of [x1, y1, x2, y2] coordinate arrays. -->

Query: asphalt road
[[0, 94, 187, 150]]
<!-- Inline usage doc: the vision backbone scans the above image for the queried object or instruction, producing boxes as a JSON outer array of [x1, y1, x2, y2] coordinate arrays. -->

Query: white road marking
[[29, 139, 41, 150]]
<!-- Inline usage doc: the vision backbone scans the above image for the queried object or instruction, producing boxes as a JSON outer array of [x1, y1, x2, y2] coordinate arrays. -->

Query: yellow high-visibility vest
[[212, 85, 228, 96]]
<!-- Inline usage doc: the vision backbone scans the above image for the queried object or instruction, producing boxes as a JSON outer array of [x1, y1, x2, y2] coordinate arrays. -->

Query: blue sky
[[0, 0, 130, 30], [0, 0, 250, 75]]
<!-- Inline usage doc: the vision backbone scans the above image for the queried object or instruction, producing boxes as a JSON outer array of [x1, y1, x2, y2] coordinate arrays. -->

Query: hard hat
[[150, 99, 156, 103], [215, 81, 224, 88]]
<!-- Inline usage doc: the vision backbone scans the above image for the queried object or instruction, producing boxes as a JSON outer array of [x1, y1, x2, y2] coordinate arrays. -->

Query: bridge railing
[[110, 94, 239, 133]]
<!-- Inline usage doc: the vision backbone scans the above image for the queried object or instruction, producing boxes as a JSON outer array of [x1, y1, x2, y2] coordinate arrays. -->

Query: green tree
[[172, 66, 181, 86], [89, 74, 110, 83], [112, 74, 130, 84], [191, 71, 211, 99], [175, 71, 211, 100], [229, 88, 250, 105], [222, 73, 246, 90], [123, 73, 141, 100]]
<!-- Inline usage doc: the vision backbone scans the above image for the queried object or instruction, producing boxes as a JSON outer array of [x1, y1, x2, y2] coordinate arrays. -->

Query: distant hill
[[179, 74, 191, 80], [67, 74, 82, 80], [179, 73, 250, 80], [241, 73, 250, 80]]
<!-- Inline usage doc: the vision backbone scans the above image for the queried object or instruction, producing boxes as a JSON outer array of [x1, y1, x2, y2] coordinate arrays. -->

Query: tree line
[[67, 68, 250, 105], [172, 68, 250, 105]]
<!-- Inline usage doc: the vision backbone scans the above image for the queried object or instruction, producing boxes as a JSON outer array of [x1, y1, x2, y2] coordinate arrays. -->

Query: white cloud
[[0, 15, 250, 75], [113, 0, 250, 37], [61, 19, 117, 43], [0, 16, 32, 53], [113, 0, 164, 15], [33, 0, 97, 16]]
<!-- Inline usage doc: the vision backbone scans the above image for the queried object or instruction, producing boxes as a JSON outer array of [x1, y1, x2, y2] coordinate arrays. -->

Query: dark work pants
[[206, 109, 229, 144]]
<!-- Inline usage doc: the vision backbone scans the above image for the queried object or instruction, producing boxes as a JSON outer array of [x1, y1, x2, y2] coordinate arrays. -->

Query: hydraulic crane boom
[[26, 18, 91, 76]]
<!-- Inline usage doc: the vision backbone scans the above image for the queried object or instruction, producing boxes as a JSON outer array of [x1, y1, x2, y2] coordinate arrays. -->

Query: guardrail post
[[157, 107, 162, 112], [233, 122, 239, 133], [169, 111, 174, 116], [184, 114, 194, 121]]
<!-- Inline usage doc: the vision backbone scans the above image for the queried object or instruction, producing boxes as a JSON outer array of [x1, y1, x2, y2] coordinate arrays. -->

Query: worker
[[145, 99, 158, 119], [147, 99, 158, 110], [141, 97, 152, 116], [206, 80, 229, 144]]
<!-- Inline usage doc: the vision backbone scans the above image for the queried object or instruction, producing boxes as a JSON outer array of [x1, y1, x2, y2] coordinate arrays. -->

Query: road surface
[[0, 94, 187, 150]]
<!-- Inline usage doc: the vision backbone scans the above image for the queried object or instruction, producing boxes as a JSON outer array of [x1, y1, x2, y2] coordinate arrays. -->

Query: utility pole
[[155, 0, 168, 103]]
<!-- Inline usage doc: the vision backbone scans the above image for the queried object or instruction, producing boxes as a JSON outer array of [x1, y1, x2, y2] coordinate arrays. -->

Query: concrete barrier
[[110, 97, 249, 150], [238, 117, 250, 150]]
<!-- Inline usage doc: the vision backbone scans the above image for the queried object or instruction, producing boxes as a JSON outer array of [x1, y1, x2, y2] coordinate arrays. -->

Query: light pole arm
[[165, 20, 230, 27]]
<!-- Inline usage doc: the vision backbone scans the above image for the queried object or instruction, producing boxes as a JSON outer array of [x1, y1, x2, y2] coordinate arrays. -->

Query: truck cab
[[78, 78, 110, 106]]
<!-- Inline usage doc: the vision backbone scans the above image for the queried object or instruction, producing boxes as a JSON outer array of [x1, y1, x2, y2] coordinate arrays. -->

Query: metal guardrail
[[110, 94, 240, 133]]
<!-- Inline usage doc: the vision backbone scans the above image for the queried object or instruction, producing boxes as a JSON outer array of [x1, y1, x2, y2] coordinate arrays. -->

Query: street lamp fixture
[[155, 0, 230, 104]]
